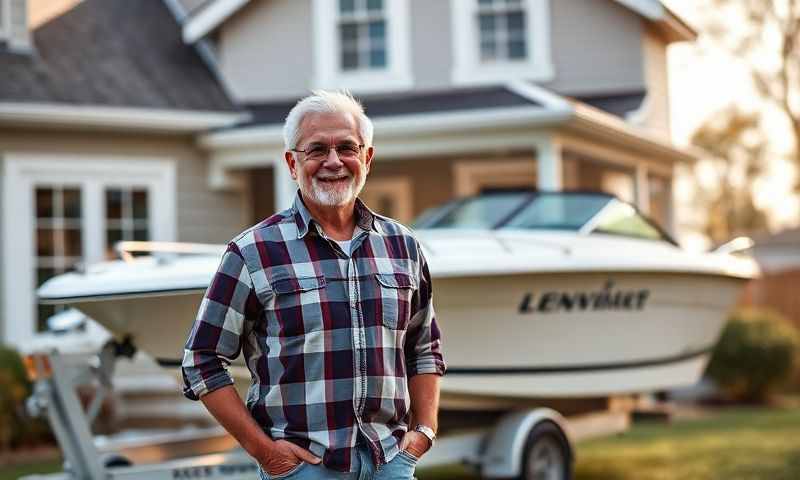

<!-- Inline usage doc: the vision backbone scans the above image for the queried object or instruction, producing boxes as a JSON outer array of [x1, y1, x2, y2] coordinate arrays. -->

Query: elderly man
[[181, 90, 446, 479]]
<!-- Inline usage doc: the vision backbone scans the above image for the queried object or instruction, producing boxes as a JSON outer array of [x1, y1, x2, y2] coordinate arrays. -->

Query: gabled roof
[[203, 81, 694, 165], [0, 0, 237, 112], [182, 0, 695, 44]]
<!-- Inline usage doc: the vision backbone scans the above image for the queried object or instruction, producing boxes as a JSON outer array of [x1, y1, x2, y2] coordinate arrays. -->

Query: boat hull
[[434, 271, 743, 398], [66, 269, 745, 401]]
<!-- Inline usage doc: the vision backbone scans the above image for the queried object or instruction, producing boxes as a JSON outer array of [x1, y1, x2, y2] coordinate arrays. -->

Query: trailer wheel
[[519, 421, 573, 480]]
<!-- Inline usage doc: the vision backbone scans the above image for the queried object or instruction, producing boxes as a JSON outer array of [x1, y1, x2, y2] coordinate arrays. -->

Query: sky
[[664, 0, 800, 246]]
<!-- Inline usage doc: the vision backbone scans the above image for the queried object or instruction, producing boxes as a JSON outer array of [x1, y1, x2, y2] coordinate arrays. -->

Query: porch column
[[635, 164, 651, 213], [274, 155, 296, 210], [534, 135, 563, 191]]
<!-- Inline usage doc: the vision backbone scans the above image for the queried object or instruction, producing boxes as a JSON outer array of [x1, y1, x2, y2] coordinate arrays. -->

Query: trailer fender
[[480, 408, 573, 479]]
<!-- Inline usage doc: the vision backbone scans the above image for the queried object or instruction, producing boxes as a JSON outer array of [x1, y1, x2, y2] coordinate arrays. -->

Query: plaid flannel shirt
[[181, 193, 446, 472]]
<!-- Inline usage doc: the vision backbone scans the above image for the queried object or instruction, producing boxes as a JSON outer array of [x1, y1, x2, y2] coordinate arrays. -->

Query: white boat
[[38, 191, 758, 407]]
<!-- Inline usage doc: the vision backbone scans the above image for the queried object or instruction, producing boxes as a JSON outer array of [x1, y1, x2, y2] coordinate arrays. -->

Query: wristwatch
[[414, 424, 436, 448]]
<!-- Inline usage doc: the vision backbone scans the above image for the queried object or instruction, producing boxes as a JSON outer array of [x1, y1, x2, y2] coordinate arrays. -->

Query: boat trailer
[[20, 343, 629, 480]]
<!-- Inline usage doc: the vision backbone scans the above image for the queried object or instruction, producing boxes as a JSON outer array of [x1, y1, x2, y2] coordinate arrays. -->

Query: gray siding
[[544, 0, 645, 95], [409, 0, 452, 90], [215, 0, 647, 100], [218, 0, 313, 102]]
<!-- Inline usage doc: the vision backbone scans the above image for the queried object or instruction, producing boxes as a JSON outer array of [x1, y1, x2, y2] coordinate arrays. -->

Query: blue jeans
[[258, 445, 418, 480]]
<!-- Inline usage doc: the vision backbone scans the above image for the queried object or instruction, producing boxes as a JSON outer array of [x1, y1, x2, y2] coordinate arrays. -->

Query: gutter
[[0, 103, 248, 134]]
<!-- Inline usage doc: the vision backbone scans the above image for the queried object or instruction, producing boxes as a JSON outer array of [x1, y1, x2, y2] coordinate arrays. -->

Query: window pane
[[479, 14, 496, 34], [481, 40, 497, 61], [366, 0, 383, 12], [369, 48, 386, 67], [341, 23, 358, 42], [368, 20, 385, 41], [64, 228, 82, 257], [132, 189, 148, 220], [508, 39, 527, 59], [340, 0, 355, 14], [106, 189, 123, 219], [107, 228, 123, 251], [37, 267, 55, 288], [507, 11, 525, 31], [133, 228, 149, 241], [37, 228, 55, 256], [63, 188, 82, 219], [36, 188, 54, 219], [342, 50, 359, 70]]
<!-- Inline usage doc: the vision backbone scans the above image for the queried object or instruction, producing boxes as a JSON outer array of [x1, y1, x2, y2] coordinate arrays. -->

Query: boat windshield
[[413, 191, 673, 243]]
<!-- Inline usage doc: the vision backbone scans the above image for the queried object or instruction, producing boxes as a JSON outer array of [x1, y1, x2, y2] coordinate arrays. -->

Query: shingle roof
[[0, 0, 237, 111], [239, 87, 544, 128]]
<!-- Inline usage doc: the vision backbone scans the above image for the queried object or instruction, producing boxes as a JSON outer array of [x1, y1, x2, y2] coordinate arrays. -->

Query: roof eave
[[183, 0, 251, 44], [0, 103, 248, 133]]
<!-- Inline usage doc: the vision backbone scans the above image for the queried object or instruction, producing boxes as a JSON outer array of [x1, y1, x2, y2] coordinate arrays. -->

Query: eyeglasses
[[291, 142, 365, 162]]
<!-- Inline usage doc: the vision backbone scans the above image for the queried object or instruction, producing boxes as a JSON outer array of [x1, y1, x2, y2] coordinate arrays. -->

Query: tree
[[706, 0, 800, 191], [690, 106, 770, 245]]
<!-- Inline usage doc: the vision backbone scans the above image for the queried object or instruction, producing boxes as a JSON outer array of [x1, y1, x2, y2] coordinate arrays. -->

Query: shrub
[[0, 345, 52, 451], [706, 308, 800, 403]]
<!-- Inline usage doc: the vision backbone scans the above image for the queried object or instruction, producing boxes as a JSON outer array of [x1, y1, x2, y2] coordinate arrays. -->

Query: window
[[313, 0, 412, 93], [477, 0, 527, 62], [360, 176, 413, 223], [2, 155, 175, 345], [451, 0, 553, 85], [105, 187, 150, 258], [339, 0, 387, 71], [35, 186, 83, 331]]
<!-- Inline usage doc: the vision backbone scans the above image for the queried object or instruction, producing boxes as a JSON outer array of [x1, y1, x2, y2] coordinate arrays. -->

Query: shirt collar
[[292, 190, 381, 239]]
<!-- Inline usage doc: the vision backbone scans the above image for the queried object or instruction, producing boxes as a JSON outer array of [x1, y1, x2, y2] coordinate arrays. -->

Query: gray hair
[[283, 90, 374, 151]]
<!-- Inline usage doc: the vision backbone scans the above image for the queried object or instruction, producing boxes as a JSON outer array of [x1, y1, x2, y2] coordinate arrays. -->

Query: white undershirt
[[333, 238, 352, 255]]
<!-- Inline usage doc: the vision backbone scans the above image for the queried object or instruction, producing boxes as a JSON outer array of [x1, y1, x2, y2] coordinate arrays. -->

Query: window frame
[[0, 0, 10, 43], [450, 0, 554, 86], [312, 0, 413, 93], [2, 154, 176, 345]]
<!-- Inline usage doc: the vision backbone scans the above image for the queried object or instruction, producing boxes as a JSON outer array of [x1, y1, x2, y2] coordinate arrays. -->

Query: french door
[[2, 155, 175, 346]]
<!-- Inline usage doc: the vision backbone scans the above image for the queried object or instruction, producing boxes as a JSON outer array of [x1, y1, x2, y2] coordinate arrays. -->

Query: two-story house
[[0, 0, 695, 355]]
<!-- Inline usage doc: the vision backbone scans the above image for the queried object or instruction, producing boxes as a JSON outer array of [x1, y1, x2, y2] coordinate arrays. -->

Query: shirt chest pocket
[[268, 274, 327, 337], [375, 272, 416, 330]]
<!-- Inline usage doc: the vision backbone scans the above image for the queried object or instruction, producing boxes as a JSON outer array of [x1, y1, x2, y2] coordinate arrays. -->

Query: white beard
[[299, 169, 366, 207]]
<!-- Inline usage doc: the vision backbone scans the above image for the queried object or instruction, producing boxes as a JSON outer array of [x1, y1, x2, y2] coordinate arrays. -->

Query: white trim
[[1, 154, 176, 347], [611, 0, 664, 20], [182, 0, 251, 44], [312, 0, 413, 94], [0, 103, 247, 133], [0, 0, 10, 42], [450, 0, 554, 86]]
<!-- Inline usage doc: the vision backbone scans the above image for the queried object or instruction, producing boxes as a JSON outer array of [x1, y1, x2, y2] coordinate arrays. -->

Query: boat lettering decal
[[518, 280, 650, 314], [172, 463, 258, 478]]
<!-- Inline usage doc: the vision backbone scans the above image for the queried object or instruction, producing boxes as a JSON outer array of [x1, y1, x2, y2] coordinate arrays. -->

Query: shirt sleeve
[[404, 245, 447, 378], [182, 242, 261, 400]]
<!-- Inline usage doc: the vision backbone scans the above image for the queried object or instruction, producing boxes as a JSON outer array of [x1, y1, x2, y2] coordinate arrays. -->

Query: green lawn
[[418, 406, 800, 480], [3, 407, 799, 480]]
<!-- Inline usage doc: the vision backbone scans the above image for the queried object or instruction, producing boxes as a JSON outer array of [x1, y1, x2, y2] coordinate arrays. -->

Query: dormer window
[[313, 0, 412, 93], [451, 0, 554, 86], [477, 0, 527, 63], [339, 0, 387, 71]]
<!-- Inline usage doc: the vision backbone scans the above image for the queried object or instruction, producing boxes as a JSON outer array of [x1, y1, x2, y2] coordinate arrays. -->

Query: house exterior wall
[[215, 0, 648, 102], [408, 0, 452, 91], [543, 0, 645, 95], [639, 24, 672, 137], [218, 0, 313, 102], [0, 130, 249, 244]]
